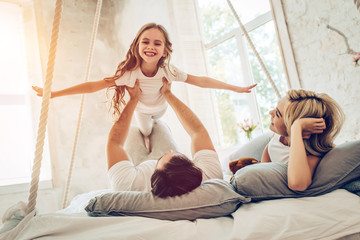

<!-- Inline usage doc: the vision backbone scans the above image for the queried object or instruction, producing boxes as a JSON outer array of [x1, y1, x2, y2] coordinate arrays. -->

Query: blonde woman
[[33, 22, 256, 151], [230, 89, 345, 191]]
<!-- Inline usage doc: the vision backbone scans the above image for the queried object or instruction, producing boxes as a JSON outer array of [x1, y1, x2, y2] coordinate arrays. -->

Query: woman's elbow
[[288, 180, 311, 192]]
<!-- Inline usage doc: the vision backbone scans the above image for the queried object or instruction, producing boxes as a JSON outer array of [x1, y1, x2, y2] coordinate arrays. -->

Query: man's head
[[150, 150, 202, 198]]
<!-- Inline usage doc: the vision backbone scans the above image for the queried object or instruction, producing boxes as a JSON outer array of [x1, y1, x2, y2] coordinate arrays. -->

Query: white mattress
[[1, 189, 360, 240]]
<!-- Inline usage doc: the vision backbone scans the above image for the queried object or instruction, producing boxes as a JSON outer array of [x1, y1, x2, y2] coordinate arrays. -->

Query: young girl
[[229, 89, 345, 191], [32, 22, 256, 151]]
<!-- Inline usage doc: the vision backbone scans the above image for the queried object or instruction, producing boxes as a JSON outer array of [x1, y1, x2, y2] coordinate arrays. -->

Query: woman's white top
[[115, 65, 187, 114], [268, 133, 290, 163]]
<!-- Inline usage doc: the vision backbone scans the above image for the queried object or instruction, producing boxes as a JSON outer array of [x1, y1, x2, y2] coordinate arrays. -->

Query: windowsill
[[216, 145, 241, 160], [0, 180, 53, 195]]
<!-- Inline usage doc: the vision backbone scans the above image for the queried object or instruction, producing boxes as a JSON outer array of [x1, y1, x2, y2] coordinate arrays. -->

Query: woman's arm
[[185, 74, 257, 93], [261, 144, 271, 163], [32, 79, 116, 98], [287, 118, 325, 191]]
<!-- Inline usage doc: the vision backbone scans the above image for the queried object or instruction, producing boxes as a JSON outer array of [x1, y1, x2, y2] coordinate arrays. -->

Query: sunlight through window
[[0, 2, 51, 186], [197, 0, 288, 146]]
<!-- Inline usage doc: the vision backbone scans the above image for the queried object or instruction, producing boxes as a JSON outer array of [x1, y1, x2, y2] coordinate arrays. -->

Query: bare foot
[[144, 135, 151, 152]]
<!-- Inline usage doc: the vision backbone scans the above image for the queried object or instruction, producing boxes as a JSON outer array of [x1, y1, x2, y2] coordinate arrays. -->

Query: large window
[[196, 0, 288, 146], [0, 2, 51, 187]]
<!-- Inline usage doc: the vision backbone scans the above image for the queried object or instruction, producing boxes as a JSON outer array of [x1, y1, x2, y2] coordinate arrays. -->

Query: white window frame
[[203, 11, 274, 125], [270, 0, 301, 89]]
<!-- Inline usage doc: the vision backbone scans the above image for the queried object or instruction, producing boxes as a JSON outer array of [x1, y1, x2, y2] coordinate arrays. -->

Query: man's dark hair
[[150, 153, 202, 198]]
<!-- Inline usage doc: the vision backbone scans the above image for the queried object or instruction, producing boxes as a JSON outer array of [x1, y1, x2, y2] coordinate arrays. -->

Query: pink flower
[[237, 118, 258, 140], [353, 53, 360, 66]]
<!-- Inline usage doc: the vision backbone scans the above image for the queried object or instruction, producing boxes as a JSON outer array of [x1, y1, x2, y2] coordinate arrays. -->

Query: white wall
[[282, 0, 360, 143]]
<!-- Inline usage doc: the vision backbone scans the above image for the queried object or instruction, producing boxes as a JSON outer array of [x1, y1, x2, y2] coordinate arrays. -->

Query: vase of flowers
[[237, 118, 258, 140]]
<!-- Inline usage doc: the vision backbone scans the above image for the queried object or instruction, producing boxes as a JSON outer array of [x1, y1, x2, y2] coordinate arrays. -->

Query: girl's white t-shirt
[[115, 65, 188, 114], [268, 133, 290, 163]]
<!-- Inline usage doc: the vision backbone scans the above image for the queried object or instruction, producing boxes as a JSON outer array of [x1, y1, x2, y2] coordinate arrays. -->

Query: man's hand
[[292, 118, 326, 139], [160, 77, 171, 96], [126, 80, 141, 100]]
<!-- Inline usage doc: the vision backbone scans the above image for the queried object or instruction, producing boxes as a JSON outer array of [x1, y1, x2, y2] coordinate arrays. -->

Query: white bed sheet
[[1, 189, 359, 240], [230, 189, 360, 240]]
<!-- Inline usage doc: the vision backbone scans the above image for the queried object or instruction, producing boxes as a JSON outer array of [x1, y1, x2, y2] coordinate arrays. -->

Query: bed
[[1, 124, 359, 240], [0, 188, 359, 240]]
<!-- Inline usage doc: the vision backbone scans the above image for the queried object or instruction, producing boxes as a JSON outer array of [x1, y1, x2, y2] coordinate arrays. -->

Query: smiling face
[[269, 97, 289, 136], [138, 28, 167, 67]]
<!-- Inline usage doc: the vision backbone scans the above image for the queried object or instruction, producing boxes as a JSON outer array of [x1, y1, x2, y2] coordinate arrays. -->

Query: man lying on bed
[[106, 78, 223, 198]]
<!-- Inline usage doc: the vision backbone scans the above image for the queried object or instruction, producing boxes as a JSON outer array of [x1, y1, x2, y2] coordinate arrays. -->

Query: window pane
[[232, 0, 271, 23], [246, 21, 288, 129], [197, 0, 289, 147], [0, 2, 28, 94], [197, 0, 238, 43], [206, 38, 250, 146], [197, 0, 271, 44]]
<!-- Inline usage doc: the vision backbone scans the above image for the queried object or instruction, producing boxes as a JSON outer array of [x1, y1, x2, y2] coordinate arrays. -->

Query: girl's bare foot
[[144, 135, 151, 152]]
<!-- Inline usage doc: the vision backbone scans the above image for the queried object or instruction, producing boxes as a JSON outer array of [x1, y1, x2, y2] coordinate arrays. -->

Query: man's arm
[[161, 78, 215, 156], [106, 81, 141, 170]]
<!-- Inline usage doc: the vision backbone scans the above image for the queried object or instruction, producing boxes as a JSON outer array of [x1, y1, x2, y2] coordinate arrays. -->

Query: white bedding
[[1, 189, 359, 240]]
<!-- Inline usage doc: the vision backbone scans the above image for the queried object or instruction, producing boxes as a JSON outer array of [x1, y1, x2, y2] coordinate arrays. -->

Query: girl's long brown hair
[[105, 23, 173, 119]]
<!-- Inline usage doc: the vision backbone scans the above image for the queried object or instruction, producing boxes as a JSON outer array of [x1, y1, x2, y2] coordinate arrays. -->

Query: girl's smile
[[138, 28, 167, 65], [144, 51, 156, 56]]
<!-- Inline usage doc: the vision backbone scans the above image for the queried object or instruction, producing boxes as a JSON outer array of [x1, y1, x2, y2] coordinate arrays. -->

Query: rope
[[226, 0, 281, 99], [26, 0, 63, 214], [62, 0, 103, 209]]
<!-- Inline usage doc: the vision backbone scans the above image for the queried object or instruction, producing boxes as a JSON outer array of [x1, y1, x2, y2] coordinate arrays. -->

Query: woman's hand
[[292, 118, 326, 139], [125, 80, 141, 100], [160, 77, 172, 96]]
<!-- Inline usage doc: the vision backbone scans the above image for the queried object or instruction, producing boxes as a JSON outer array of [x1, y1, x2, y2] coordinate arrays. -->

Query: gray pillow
[[342, 178, 360, 196], [231, 141, 360, 201], [85, 179, 250, 221], [222, 132, 272, 174]]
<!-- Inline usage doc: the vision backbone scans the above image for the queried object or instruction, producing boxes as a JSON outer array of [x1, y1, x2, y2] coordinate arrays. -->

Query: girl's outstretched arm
[[32, 79, 116, 98], [287, 118, 325, 191], [185, 74, 257, 93]]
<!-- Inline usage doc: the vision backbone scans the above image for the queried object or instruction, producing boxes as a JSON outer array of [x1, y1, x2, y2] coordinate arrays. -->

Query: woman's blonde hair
[[284, 89, 345, 157], [104, 23, 173, 119]]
